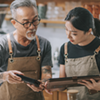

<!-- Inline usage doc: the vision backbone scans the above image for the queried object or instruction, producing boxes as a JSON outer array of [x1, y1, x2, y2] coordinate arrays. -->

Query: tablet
[[46, 75, 100, 90], [16, 74, 41, 87]]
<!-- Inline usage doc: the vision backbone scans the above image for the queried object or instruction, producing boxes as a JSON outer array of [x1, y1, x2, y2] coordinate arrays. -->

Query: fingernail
[[27, 84, 30, 86]]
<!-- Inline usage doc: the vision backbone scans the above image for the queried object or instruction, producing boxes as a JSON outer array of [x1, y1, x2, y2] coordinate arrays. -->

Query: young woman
[[77, 18, 100, 93], [59, 7, 100, 100]]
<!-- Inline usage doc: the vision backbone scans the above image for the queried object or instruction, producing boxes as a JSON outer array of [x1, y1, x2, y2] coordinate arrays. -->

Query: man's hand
[[3, 70, 24, 84], [27, 66, 52, 94], [78, 79, 100, 91]]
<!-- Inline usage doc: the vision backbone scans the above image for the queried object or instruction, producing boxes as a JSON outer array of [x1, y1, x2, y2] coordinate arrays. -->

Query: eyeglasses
[[13, 15, 41, 28]]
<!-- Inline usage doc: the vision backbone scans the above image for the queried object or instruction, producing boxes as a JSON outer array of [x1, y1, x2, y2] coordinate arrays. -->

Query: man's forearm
[[41, 66, 52, 82], [0, 72, 4, 83]]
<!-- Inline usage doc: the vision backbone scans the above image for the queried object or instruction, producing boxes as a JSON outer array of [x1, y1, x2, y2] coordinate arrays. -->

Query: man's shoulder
[[36, 35, 51, 51], [37, 35, 50, 45], [0, 34, 8, 46]]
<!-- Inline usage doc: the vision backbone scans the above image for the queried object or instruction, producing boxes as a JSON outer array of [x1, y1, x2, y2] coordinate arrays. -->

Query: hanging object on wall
[[37, 3, 47, 19], [84, 4, 92, 13], [92, 5, 99, 19], [0, 4, 9, 34], [84, 4, 100, 19]]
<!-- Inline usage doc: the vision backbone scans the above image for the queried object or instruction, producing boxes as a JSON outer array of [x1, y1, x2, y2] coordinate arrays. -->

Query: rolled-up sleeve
[[41, 41, 53, 67]]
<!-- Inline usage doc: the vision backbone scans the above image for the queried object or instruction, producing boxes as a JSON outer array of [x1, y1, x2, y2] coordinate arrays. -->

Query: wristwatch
[[88, 89, 100, 95]]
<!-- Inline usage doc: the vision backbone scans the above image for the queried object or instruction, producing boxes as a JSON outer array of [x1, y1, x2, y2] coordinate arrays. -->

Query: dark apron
[[0, 34, 44, 100]]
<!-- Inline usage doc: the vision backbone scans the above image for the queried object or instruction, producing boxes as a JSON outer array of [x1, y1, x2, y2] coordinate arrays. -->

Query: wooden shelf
[[5, 15, 65, 24], [40, 19, 65, 24], [5, 14, 12, 21]]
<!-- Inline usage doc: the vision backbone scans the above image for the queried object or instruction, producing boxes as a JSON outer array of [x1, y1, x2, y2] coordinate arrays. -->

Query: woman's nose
[[67, 31, 71, 39]]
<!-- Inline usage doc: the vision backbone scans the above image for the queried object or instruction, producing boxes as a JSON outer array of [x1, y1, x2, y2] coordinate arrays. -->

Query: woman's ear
[[87, 28, 92, 35]]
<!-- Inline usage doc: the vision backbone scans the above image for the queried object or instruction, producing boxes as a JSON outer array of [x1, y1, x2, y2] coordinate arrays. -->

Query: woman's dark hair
[[94, 18, 100, 37], [65, 7, 95, 32]]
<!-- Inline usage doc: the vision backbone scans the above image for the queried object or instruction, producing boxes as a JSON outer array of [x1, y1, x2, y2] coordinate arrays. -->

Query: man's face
[[14, 6, 38, 40]]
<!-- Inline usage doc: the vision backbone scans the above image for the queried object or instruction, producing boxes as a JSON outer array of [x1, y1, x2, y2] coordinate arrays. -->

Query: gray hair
[[10, 0, 37, 18]]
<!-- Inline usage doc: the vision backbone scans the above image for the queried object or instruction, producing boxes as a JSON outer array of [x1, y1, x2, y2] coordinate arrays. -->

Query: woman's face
[[65, 21, 90, 45]]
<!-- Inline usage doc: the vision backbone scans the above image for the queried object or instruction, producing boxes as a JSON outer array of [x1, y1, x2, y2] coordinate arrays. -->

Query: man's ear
[[11, 19, 17, 28]]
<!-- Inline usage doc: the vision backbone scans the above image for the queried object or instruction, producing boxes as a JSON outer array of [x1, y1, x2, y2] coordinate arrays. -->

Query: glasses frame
[[13, 15, 41, 28]]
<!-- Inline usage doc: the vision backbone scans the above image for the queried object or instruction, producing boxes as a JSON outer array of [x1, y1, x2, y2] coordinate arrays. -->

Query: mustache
[[26, 29, 36, 34]]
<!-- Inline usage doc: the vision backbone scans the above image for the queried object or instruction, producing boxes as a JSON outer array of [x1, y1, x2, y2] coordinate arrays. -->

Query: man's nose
[[29, 23, 35, 29]]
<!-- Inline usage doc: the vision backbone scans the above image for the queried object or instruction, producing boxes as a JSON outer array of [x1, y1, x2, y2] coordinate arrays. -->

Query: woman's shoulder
[[60, 41, 75, 52], [60, 42, 68, 50], [91, 37, 100, 48], [95, 36, 100, 43]]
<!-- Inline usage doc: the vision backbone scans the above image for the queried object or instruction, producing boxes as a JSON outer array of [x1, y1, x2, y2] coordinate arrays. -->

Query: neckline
[[11, 33, 35, 48], [73, 37, 98, 49]]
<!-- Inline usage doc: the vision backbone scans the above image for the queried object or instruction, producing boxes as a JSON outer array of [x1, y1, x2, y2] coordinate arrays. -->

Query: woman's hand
[[44, 81, 52, 95], [27, 80, 45, 92], [78, 79, 100, 91], [3, 70, 24, 84], [27, 80, 52, 94]]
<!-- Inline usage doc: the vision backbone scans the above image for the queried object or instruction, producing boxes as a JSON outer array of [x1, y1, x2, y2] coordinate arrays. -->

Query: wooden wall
[[0, 0, 100, 5]]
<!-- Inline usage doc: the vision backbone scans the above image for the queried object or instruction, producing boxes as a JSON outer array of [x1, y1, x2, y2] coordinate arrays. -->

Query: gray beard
[[26, 30, 36, 40]]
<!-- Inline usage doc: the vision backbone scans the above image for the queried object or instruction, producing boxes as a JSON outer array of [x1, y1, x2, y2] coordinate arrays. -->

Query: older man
[[0, 0, 52, 100]]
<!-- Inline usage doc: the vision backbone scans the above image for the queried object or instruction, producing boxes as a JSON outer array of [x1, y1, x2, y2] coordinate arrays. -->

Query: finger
[[81, 80, 94, 89], [78, 82, 87, 86], [45, 89, 52, 95], [81, 80, 93, 87], [39, 84, 45, 90], [8, 74, 23, 83], [7, 74, 23, 83], [38, 80, 42, 82], [78, 82, 91, 89], [13, 70, 24, 75], [98, 80, 100, 82], [90, 79, 96, 84], [81, 80, 92, 85], [38, 80, 45, 86], [37, 80, 45, 89], [27, 84, 42, 91], [27, 84, 39, 91], [7, 77, 23, 84], [9, 72, 22, 81], [44, 81, 48, 88]]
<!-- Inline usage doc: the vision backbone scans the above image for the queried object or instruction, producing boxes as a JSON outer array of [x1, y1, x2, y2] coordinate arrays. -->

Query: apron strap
[[64, 43, 67, 55], [64, 42, 68, 61], [36, 35, 41, 59], [94, 46, 100, 55], [7, 34, 41, 57], [36, 35, 41, 52], [7, 34, 13, 54], [64, 43, 100, 56]]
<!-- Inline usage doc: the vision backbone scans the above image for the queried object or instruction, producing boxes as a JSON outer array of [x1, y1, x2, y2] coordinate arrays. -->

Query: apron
[[0, 34, 44, 100], [64, 43, 100, 100]]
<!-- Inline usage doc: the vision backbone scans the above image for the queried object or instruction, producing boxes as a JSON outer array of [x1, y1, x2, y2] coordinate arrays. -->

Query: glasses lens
[[33, 16, 40, 26], [23, 16, 40, 28], [23, 22, 30, 28], [33, 19, 40, 26]]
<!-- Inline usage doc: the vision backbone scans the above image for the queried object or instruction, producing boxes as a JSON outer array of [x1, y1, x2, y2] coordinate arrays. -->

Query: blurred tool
[[38, 3, 47, 19], [0, 4, 9, 34]]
